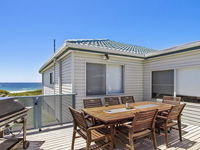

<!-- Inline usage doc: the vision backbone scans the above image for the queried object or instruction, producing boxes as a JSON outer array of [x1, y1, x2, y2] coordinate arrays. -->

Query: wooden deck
[[13, 123, 200, 150]]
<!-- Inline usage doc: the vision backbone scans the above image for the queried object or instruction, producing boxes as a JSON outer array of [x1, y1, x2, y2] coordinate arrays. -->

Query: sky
[[0, 0, 200, 82]]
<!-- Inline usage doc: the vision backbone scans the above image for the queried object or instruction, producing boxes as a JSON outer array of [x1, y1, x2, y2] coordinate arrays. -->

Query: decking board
[[12, 123, 200, 150]]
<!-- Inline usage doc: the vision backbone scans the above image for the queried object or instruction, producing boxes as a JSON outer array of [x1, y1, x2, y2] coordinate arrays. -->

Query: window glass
[[86, 63, 124, 96], [107, 64, 124, 94], [86, 63, 106, 95], [152, 70, 174, 98], [50, 72, 53, 84]]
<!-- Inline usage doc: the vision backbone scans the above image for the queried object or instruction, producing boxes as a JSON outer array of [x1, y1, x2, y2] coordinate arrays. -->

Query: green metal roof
[[66, 39, 156, 55]]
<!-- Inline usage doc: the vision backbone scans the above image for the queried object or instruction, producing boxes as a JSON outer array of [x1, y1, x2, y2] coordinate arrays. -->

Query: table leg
[[110, 124, 116, 148], [23, 117, 29, 149], [0, 131, 3, 138]]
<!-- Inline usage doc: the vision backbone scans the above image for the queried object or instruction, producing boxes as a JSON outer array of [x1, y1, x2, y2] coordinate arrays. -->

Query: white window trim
[[151, 64, 200, 100], [86, 62, 125, 96]]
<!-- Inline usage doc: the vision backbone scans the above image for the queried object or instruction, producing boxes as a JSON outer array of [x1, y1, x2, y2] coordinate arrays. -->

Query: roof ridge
[[66, 38, 109, 42]]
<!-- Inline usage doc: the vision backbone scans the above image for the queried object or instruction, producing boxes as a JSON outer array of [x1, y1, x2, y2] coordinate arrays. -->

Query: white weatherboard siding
[[143, 50, 200, 100], [54, 62, 60, 94], [144, 50, 200, 126], [42, 54, 73, 123], [42, 64, 61, 122], [61, 54, 72, 94], [73, 51, 144, 109], [42, 53, 73, 95], [43, 66, 54, 95], [60, 54, 73, 122]]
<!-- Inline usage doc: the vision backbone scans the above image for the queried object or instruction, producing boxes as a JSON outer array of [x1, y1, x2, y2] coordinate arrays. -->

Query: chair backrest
[[69, 107, 88, 131], [132, 109, 158, 133], [121, 96, 135, 104], [104, 97, 120, 106], [167, 104, 186, 120], [163, 96, 181, 105], [83, 98, 102, 108]]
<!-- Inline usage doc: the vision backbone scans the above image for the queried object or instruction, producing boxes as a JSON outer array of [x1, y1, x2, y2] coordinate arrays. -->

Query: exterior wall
[[42, 53, 73, 95], [42, 53, 73, 123], [73, 51, 144, 109], [144, 49, 200, 126], [42, 48, 200, 125], [61, 54, 72, 94], [43, 66, 54, 95], [143, 49, 200, 100]]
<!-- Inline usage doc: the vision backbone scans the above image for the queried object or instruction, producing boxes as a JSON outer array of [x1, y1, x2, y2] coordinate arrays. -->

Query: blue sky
[[0, 0, 200, 82]]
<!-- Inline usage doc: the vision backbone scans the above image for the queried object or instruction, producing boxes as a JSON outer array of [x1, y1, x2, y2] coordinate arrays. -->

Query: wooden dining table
[[82, 101, 173, 147]]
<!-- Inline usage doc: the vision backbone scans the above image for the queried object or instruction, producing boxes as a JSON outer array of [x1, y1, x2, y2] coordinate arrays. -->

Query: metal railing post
[[33, 97, 42, 131], [33, 97, 38, 129], [37, 97, 42, 131]]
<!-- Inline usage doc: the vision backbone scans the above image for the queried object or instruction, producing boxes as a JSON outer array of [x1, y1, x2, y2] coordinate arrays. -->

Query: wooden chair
[[162, 96, 181, 105], [69, 107, 113, 150], [104, 97, 120, 106], [156, 104, 186, 148], [83, 98, 103, 108], [83, 98, 103, 124], [116, 109, 158, 150], [121, 96, 135, 104]]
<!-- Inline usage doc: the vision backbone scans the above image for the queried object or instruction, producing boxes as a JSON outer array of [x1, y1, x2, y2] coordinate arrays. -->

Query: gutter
[[39, 44, 145, 73], [39, 42, 200, 73], [145, 45, 200, 59]]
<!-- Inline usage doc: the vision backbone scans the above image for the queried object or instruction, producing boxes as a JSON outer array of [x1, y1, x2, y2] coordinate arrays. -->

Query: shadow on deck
[[13, 123, 200, 150]]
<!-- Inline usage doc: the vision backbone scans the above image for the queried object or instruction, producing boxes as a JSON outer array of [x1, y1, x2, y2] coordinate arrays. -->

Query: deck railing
[[0, 94, 76, 131]]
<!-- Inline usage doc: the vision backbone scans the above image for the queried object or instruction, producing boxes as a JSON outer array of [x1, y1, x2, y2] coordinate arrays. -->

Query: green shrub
[[0, 90, 10, 97], [8, 89, 42, 96]]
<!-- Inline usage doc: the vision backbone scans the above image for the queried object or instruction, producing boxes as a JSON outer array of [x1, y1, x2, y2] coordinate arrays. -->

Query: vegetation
[[0, 89, 10, 97], [0, 89, 42, 97]]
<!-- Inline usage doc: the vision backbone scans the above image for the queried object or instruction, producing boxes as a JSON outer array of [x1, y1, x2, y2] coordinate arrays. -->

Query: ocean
[[0, 82, 42, 93]]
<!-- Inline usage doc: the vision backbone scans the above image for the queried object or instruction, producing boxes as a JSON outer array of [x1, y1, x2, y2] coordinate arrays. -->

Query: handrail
[[0, 93, 77, 100], [0, 93, 76, 131]]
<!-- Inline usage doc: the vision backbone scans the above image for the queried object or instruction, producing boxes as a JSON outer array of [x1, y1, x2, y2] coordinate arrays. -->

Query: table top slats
[[82, 101, 172, 123]]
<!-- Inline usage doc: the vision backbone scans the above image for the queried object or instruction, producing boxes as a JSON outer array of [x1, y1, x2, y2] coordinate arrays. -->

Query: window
[[176, 67, 200, 97], [176, 67, 200, 103], [106, 64, 124, 94], [86, 63, 124, 96], [86, 63, 106, 95], [152, 70, 174, 98], [50, 72, 53, 84]]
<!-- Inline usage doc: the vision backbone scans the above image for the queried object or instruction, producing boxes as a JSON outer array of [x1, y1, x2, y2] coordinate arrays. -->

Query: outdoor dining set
[[69, 96, 186, 150]]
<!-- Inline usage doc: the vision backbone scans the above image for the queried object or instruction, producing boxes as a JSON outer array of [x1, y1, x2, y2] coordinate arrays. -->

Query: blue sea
[[0, 83, 42, 92]]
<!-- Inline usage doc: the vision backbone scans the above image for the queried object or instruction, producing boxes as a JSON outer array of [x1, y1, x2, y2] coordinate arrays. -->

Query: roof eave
[[39, 43, 145, 73], [145, 45, 200, 59]]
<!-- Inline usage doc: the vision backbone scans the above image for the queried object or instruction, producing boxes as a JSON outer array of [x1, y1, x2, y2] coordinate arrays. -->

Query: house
[[39, 39, 200, 110]]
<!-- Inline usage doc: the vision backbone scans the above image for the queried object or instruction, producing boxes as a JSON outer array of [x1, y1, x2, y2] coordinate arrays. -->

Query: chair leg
[[129, 137, 134, 150], [71, 130, 76, 150], [164, 128, 169, 148], [178, 120, 182, 141], [152, 130, 157, 150], [86, 141, 91, 150], [110, 141, 114, 150]]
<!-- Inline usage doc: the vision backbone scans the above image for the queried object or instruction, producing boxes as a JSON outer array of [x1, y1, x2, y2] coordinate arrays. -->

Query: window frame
[[151, 69, 174, 99], [86, 62, 124, 96]]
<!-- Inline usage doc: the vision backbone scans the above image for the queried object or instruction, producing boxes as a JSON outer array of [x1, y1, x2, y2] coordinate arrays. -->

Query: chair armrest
[[157, 115, 167, 120], [161, 111, 169, 116], [88, 124, 107, 131], [84, 114, 90, 119], [122, 123, 133, 129]]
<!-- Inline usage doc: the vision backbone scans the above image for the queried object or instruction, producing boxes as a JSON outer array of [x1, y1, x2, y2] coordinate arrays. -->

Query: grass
[[0, 89, 42, 97]]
